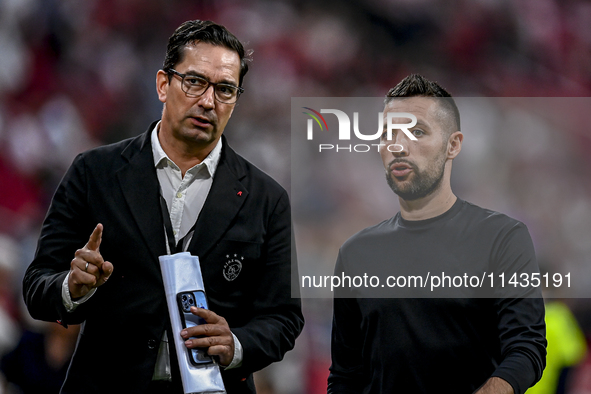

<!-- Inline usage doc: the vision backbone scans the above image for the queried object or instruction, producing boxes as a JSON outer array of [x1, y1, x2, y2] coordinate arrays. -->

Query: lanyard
[[159, 194, 197, 254]]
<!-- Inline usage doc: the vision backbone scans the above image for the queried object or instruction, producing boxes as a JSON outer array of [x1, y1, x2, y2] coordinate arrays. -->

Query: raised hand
[[68, 224, 114, 299]]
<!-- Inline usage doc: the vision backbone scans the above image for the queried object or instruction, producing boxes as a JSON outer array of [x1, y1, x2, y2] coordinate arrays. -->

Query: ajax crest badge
[[223, 254, 243, 281]]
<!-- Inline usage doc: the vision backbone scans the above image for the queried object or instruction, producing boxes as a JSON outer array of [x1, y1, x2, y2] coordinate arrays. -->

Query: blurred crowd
[[1, 0, 591, 393]]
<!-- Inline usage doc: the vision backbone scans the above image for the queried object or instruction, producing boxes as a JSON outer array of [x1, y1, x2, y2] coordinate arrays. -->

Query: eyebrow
[[182, 69, 238, 86], [382, 118, 430, 131], [415, 120, 430, 129]]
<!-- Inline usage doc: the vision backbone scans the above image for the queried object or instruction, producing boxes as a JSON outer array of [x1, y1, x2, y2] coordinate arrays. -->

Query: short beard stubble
[[385, 146, 447, 201]]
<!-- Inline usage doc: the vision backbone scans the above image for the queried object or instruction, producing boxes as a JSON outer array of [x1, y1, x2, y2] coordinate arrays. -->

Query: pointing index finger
[[85, 224, 103, 251]]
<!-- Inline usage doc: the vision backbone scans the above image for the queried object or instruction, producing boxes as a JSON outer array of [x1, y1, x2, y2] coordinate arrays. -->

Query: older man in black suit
[[23, 20, 303, 394]]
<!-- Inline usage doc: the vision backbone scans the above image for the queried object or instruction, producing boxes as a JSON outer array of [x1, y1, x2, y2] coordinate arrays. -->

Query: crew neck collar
[[396, 198, 464, 229]]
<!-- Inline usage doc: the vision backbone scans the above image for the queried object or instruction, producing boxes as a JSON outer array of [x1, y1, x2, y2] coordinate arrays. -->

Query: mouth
[[189, 115, 213, 128], [389, 161, 413, 178]]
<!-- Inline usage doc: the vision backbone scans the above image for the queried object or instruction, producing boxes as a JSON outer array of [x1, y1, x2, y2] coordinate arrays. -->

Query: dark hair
[[385, 74, 460, 132], [163, 20, 250, 86]]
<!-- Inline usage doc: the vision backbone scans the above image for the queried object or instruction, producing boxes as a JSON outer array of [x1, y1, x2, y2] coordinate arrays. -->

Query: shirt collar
[[150, 121, 222, 177]]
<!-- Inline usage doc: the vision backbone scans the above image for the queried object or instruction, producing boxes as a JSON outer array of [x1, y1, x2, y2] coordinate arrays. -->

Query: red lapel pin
[[237, 191, 243, 196]]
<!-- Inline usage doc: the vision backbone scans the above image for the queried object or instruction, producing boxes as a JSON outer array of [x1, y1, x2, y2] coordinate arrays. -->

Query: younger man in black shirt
[[328, 75, 546, 394]]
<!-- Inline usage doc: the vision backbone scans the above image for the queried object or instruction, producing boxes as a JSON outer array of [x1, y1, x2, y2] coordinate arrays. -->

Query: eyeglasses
[[167, 69, 244, 104]]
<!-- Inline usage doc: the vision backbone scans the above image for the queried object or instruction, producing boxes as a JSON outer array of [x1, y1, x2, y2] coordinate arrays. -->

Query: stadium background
[[1, 0, 591, 392]]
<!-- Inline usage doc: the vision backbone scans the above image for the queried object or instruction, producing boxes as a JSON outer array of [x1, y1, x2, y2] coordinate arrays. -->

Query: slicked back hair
[[385, 74, 460, 133], [163, 20, 250, 87]]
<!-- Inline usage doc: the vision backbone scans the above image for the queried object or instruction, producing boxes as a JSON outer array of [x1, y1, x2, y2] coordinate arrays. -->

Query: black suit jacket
[[23, 121, 304, 393]]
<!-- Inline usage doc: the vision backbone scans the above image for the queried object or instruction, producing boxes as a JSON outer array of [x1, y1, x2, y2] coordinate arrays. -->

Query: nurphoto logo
[[302, 107, 416, 153]]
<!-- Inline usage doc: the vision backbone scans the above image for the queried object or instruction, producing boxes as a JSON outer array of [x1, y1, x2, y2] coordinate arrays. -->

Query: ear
[[447, 131, 463, 159], [156, 70, 169, 103]]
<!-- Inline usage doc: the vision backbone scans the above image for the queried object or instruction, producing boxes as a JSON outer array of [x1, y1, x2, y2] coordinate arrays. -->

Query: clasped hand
[[181, 307, 235, 366]]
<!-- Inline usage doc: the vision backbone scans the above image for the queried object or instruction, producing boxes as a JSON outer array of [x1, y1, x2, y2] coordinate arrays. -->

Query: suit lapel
[[187, 140, 248, 259], [117, 125, 167, 262], [116, 129, 247, 262]]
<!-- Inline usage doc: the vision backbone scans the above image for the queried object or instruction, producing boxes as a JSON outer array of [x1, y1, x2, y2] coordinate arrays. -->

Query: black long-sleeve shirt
[[328, 199, 546, 394]]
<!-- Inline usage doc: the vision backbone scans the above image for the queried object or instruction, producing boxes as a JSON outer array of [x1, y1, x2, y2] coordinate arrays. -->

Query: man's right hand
[[68, 223, 114, 299]]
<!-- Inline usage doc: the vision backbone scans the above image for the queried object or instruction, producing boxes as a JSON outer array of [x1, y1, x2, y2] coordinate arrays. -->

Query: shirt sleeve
[[225, 332, 244, 370], [61, 272, 97, 312], [490, 222, 547, 394]]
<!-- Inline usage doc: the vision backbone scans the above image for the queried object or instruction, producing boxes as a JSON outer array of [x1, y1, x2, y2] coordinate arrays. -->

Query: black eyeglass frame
[[166, 68, 244, 104]]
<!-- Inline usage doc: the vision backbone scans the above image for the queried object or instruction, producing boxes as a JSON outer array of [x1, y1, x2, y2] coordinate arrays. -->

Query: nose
[[387, 130, 409, 157], [197, 85, 215, 110]]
